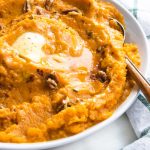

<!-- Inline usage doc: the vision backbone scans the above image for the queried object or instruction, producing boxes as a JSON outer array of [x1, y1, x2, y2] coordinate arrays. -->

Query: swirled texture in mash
[[0, 0, 140, 143]]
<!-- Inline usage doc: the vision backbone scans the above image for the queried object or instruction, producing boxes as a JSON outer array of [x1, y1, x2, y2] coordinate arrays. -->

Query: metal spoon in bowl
[[110, 18, 150, 101]]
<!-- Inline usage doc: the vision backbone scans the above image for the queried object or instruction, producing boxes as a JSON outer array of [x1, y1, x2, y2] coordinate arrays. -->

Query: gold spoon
[[110, 18, 150, 101]]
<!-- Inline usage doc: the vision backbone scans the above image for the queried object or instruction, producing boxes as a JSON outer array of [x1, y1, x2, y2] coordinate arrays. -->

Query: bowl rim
[[0, 0, 149, 149]]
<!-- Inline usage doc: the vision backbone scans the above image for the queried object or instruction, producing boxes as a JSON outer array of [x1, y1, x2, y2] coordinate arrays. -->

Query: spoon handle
[[125, 56, 150, 102]]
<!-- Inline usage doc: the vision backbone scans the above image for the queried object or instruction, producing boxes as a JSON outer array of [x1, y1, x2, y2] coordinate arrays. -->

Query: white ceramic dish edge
[[0, 0, 149, 149]]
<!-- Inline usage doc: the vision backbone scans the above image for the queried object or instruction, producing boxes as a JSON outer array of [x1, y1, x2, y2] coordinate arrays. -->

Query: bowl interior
[[0, 0, 149, 150]]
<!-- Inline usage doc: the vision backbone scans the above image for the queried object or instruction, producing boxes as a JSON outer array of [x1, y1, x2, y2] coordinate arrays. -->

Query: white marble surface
[[50, 114, 137, 150]]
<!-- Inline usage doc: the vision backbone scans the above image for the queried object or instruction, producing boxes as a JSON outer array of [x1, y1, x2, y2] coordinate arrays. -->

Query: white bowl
[[0, 0, 149, 149]]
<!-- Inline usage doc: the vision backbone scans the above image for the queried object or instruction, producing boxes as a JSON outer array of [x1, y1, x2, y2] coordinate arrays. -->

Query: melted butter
[[12, 32, 93, 73], [43, 48, 93, 72], [12, 32, 46, 63]]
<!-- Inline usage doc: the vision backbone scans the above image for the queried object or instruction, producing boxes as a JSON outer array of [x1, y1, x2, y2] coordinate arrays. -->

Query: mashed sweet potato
[[0, 0, 140, 143]]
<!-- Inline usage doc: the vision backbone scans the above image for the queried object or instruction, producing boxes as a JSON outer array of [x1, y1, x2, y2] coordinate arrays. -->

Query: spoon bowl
[[110, 18, 150, 101]]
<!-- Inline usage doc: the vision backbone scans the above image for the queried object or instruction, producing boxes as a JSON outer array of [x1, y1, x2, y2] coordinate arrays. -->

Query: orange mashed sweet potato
[[0, 0, 140, 143]]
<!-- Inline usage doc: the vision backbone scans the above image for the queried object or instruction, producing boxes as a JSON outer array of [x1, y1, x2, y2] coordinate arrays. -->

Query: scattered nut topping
[[62, 9, 80, 15], [47, 78, 57, 90], [45, 0, 54, 11], [34, 6, 44, 15], [55, 103, 65, 112], [86, 30, 93, 39], [56, 97, 82, 112], [96, 47, 102, 53], [72, 88, 78, 93], [96, 45, 107, 53], [23, 0, 31, 13], [45, 73, 58, 90], [62, 97, 72, 108], [54, 97, 70, 112], [37, 69, 44, 76], [96, 71, 108, 83], [26, 74, 35, 83], [63, 97, 84, 108], [34, 6, 50, 17]]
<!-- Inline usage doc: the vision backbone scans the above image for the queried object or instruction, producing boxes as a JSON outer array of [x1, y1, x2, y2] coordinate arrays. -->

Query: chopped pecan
[[47, 78, 57, 90], [23, 0, 31, 13], [96, 71, 107, 83], [37, 69, 44, 76], [72, 88, 78, 93], [34, 6, 49, 16], [86, 30, 93, 39], [96, 45, 107, 53], [45, 73, 58, 90], [62, 9, 80, 15], [45, 0, 54, 11], [34, 6, 43, 15], [26, 74, 35, 83], [55, 103, 65, 113]]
